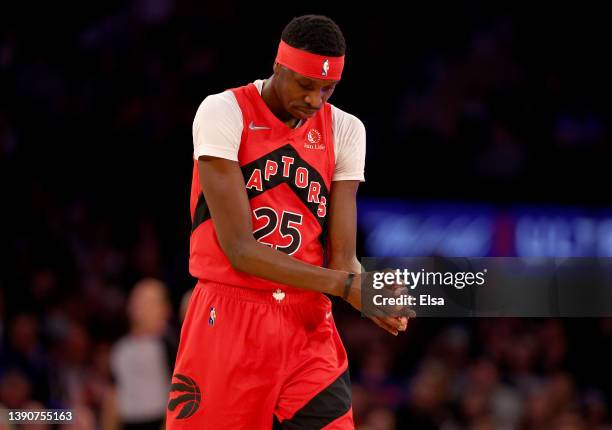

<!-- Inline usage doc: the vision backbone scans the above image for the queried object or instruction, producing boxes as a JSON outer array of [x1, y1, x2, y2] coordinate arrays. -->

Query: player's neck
[[261, 77, 301, 129]]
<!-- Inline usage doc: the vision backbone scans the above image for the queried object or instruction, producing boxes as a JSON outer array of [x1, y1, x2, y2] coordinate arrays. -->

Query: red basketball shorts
[[166, 280, 354, 429]]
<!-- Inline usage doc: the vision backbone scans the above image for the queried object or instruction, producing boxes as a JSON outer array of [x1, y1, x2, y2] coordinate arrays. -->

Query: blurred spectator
[[396, 359, 451, 429], [0, 313, 49, 402], [0, 369, 32, 409], [360, 407, 396, 430], [103, 278, 176, 430]]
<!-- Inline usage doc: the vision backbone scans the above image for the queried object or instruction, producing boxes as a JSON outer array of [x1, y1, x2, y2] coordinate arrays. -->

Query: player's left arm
[[326, 180, 362, 274], [327, 180, 408, 335]]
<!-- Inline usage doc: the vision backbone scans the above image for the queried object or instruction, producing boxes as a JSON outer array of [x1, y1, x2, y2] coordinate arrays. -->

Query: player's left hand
[[361, 269, 416, 336], [342, 269, 415, 335]]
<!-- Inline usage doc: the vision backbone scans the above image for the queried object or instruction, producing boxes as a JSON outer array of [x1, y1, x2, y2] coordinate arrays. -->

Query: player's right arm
[[197, 155, 350, 297], [192, 91, 355, 299]]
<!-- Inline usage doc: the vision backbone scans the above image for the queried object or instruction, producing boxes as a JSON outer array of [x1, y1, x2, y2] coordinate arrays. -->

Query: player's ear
[[273, 62, 281, 75]]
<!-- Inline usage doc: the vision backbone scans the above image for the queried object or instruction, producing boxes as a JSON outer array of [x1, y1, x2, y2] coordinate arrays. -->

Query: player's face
[[275, 65, 339, 120]]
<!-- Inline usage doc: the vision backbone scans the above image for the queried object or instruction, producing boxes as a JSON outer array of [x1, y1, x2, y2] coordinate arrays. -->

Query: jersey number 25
[[252, 207, 303, 255]]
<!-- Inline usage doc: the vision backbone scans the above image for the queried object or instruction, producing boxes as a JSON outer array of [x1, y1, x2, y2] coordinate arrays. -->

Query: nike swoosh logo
[[325, 311, 332, 319], [249, 121, 271, 131]]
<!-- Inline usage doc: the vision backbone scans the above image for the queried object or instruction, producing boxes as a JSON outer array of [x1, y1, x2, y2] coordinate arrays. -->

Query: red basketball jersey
[[189, 83, 335, 291]]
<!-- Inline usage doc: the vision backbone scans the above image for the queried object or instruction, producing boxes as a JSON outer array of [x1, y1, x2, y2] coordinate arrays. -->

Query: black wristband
[[342, 272, 355, 300]]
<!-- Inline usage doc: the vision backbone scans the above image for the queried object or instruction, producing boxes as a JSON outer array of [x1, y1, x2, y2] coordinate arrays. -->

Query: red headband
[[275, 40, 344, 81]]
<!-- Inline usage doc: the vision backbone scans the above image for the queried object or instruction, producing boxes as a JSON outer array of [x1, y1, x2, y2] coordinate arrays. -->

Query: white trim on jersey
[[192, 79, 366, 182]]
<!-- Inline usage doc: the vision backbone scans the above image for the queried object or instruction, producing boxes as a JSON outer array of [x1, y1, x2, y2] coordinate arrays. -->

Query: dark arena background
[[2, 2, 612, 429]]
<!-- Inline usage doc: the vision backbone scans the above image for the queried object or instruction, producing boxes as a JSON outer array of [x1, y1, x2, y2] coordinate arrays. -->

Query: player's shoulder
[[196, 89, 239, 114], [193, 88, 243, 134], [329, 103, 366, 133]]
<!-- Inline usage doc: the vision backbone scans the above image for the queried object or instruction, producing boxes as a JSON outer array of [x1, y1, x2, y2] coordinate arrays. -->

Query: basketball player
[[167, 15, 411, 429]]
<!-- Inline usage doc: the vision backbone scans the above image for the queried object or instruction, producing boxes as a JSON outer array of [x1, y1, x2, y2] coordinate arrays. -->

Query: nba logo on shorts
[[208, 307, 216, 326]]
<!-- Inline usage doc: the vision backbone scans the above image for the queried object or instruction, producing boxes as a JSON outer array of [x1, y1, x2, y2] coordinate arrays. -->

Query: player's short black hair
[[281, 15, 346, 57]]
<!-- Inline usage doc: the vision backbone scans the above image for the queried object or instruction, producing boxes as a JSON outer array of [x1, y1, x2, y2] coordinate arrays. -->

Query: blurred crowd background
[[1, 2, 611, 429]]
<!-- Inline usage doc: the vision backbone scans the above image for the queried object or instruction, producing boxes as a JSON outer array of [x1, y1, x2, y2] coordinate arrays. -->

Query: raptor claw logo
[[168, 374, 202, 419]]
